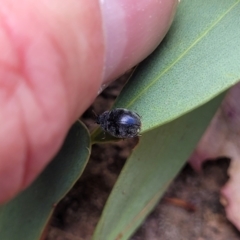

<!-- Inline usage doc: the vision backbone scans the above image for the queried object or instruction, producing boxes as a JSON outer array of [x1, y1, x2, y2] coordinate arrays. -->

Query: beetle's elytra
[[96, 108, 141, 138]]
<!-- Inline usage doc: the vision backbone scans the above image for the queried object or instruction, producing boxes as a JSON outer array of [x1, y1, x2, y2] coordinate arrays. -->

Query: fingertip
[[101, 0, 178, 83]]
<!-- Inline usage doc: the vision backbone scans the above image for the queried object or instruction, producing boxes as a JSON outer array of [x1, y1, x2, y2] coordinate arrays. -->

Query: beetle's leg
[[101, 131, 106, 140]]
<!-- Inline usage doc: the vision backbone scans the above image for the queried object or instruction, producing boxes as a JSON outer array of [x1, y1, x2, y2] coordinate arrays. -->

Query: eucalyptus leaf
[[93, 93, 225, 240], [92, 0, 240, 143], [0, 121, 90, 240]]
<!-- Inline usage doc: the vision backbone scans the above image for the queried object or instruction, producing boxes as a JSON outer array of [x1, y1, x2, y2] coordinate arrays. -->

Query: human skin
[[0, 0, 178, 204]]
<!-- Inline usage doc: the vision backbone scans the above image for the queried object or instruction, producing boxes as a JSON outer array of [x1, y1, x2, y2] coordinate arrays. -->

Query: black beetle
[[96, 108, 141, 138]]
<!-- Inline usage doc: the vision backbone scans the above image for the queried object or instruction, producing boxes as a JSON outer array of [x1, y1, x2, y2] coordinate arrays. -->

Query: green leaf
[[0, 121, 91, 240], [93, 93, 225, 240], [92, 0, 240, 142]]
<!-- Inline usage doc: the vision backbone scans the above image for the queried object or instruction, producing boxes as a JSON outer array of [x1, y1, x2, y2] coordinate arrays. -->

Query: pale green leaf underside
[[93, 93, 225, 240], [113, 0, 240, 132], [0, 121, 90, 240]]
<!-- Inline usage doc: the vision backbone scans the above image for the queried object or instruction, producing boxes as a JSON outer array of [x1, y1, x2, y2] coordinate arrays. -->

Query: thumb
[[0, 0, 177, 203], [0, 0, 104, 203]]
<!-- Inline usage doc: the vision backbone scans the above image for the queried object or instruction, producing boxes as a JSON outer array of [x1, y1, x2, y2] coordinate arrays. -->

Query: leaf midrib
[[126, 0, 240, 109]]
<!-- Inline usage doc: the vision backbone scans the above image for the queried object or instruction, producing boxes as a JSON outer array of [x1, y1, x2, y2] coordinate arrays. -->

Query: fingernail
[[100, 0, 178, 83]]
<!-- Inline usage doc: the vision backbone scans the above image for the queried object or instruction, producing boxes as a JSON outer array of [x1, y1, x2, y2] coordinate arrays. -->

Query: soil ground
[[46, 75, 240, 240]]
